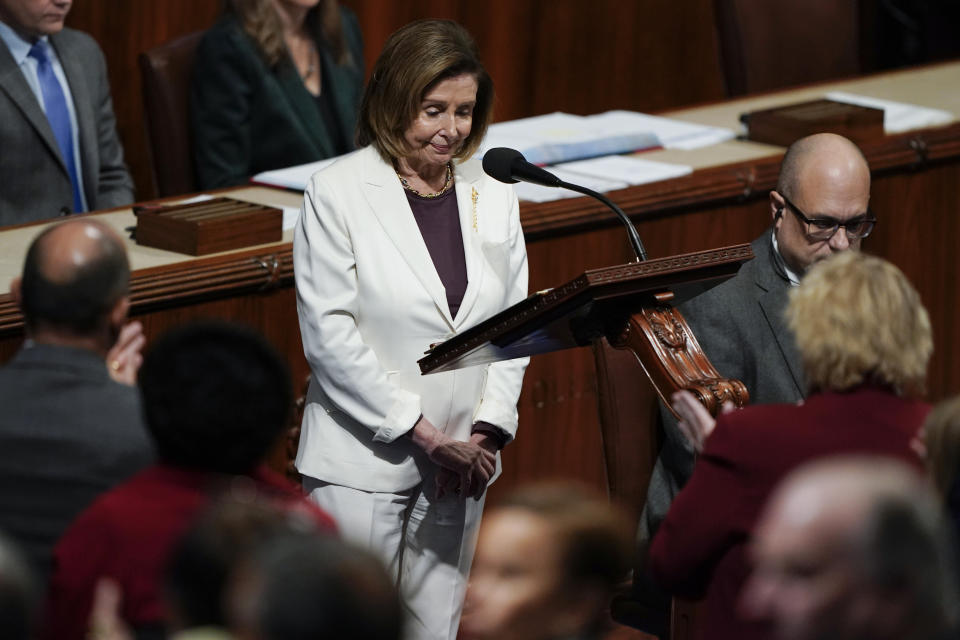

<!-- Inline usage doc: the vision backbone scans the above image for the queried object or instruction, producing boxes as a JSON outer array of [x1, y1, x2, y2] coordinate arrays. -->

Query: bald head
[[770, 134, 872, 276], [18, 219, 130, 335], [777, 133, 871, 202], [742, 457, 958, 640]]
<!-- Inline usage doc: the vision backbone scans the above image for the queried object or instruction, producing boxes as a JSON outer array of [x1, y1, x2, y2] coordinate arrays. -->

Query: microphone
[[482, 147, 647, 262]]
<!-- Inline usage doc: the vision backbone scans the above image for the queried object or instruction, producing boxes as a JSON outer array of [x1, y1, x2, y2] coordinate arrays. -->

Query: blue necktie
[[28, 41, 83, 213]]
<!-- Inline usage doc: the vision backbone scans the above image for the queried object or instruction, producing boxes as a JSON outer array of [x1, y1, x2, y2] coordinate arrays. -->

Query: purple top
[[405, 185, 468, 319]]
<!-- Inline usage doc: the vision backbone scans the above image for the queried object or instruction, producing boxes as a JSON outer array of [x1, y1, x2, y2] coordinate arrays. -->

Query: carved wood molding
[[0, 244, 294, 336], [608, 305, 749, 417]]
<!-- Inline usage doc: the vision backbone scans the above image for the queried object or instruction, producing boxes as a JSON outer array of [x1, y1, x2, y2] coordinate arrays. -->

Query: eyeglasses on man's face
[[780, 193, 877, 241]]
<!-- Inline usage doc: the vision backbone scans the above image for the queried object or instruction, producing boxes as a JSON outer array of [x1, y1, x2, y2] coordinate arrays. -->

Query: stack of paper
[[513, 155, 693, 203], [586, 110, 736, 150], [825, 91, 954, 133], [480, 112, 660, 166], [480, 110, 735, 165]]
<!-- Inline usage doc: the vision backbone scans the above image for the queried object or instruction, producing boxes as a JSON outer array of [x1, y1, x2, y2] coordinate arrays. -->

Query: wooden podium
[[420, 243, 752, 494], [419, 243, 754, 640]]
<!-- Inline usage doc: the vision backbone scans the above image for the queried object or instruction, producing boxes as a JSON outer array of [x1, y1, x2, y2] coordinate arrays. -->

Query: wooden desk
[[1, 62, 957, 508]]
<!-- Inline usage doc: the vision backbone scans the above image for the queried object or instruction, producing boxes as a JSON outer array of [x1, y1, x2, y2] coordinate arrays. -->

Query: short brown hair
[[786, 251, 932, 396], [356, 20, 493, 163]]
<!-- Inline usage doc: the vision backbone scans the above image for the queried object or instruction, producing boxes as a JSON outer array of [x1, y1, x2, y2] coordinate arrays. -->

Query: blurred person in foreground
[[0, 219, 151, 586], [228, 519, 402, 640], [192, 0, 364, 188], [741, 456, 959, 640], [919, 394, 960, 541], [42, 322, 336, 640], [0, 532, 39, 640], [648, 250, 933, 640], [461, 483, 632, 640], [293, 19, 527, 640], [0, 0, 133, 223]]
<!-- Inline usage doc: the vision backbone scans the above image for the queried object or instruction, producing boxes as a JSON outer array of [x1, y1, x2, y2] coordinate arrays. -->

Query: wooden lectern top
[[419, 244, 753, 374]]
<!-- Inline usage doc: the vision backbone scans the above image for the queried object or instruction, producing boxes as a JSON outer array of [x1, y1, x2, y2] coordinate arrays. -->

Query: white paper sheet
[[512, 166, 628, 203], [480, 112, 660, 165], [252, 156, 340, 191], [555, 155, 692, 186], [586, 110, 736, 150], [825, 91, 954, 133]]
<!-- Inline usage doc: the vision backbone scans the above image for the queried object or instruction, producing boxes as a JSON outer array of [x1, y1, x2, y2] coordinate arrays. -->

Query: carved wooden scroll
[[606, 301, 749, 418]]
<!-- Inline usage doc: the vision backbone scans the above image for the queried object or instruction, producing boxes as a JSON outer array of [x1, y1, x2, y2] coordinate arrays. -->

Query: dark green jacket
[[190, 9, 364, 189]]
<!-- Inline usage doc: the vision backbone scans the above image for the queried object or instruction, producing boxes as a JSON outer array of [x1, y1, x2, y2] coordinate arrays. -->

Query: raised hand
[[106, 321, 145, 386]]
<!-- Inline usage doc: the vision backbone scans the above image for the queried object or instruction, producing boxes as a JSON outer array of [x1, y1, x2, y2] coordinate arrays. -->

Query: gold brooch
[[471, 187, 479, 231]]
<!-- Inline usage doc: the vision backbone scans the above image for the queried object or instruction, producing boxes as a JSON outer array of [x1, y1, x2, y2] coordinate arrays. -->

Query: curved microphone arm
[[558, 180, 648, 262]]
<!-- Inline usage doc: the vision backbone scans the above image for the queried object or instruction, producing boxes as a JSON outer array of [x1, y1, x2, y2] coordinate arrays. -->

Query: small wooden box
[[741, 99, 884, 147], [134, 198, 282, 256]]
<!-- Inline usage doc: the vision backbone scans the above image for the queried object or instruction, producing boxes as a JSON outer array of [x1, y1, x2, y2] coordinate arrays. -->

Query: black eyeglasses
[[780, 194, 877, 241]]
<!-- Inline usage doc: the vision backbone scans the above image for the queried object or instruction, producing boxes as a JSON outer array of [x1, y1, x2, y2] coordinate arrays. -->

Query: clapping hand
[[106, 321, 145, 386], [671, 390, 736, 454]]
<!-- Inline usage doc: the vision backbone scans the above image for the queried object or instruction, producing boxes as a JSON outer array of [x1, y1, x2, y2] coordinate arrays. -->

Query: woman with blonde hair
[[648, 251, 933, 640], [191, 0, 364, 188], [293, 20, 527, 640]]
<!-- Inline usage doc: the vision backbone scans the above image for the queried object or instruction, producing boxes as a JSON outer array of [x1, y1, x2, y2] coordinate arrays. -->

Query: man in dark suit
[[639, 133, 874, 540], [0, 0, 134, 225], [0, 218, 152, 585]]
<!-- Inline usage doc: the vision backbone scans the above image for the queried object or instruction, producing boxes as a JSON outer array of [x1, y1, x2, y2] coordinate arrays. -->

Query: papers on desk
[[825, 91, 954, 134], [480, 110, 734, 165], [513, 155, 693, 203], [253, 157, 339, 191], [586, 110, 736, 150], [251, 109, 717, 203]]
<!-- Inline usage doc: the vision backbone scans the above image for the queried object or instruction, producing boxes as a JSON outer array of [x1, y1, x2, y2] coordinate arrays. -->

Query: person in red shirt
[[648, 251, 933, 640], [42, 322, 336, 640]]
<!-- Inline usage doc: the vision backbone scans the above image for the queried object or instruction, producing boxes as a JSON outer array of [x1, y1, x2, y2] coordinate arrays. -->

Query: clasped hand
[[411, 417, 496, 500]]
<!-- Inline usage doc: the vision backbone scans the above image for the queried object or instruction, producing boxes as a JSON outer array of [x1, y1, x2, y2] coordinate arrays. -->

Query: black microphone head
[[482, 147, 523, 184]]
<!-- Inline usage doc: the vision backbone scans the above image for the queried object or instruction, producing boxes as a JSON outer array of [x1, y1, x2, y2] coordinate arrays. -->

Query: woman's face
[[461, 509, 573, 640], [402, 73, 478, 169]]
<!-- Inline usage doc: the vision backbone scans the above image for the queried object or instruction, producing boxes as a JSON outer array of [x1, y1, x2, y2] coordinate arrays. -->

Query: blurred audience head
[[228, 527, 401, 640], [921, 394, 960, 501], [227, 0, 352, 67], [786, 251, 931, 397], [741, 456, 959, 640], [0, 532, 38, 640], [356, 19, 493, 163], [164, 498, 325, 634], [462, 482, 632, 640], [12, 219, 129, 348], [770, 133, 872, 275], [0, 0, 72, 38], [138, 321, 292, 474]]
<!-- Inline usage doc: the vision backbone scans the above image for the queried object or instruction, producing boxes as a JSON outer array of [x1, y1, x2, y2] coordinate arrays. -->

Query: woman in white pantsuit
[[292, 19, 528, 640]]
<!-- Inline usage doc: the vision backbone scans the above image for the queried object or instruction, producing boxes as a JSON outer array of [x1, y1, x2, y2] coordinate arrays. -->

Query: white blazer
[[293, 145, 529, 492]]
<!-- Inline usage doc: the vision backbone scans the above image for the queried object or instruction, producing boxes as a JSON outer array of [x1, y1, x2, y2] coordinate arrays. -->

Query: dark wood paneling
[[65, 0, 727, 201]]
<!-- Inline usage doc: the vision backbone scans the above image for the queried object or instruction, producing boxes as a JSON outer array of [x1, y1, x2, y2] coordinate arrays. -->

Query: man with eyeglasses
[[629, 133, 874, 635]]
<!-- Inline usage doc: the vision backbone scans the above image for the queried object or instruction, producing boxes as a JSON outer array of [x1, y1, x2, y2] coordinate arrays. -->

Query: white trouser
[[304, 473, 486, 640]]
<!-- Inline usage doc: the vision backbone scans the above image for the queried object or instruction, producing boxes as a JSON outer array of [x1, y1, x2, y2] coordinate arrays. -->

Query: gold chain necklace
[[397, 163, 454, 198]]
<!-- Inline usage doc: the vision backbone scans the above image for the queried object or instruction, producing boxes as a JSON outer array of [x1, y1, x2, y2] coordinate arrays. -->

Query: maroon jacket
[[42, 464, 336, 639], [649, 386, 929, 640]]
